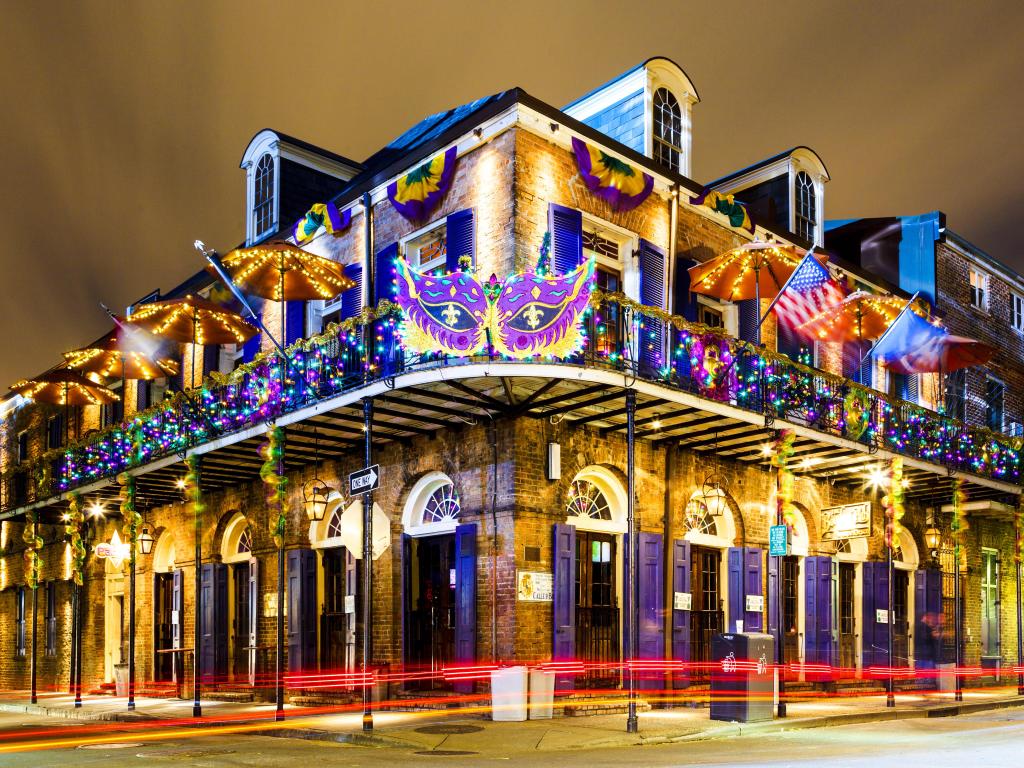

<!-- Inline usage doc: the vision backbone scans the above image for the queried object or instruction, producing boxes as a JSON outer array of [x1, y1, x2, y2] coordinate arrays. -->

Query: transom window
[[326, 508, 344, 540], [794, 171, 816, 243], [1012, 292, 1024, 333], [969, 267, 988, 310], [684, 497, 717, 535], [652, 87, 683, 172], [404, 221, 447, 273], [567, 480, 612, 521], [237, 527, 252, 555], [583, 229, 620, 261], [253, 153, 276, 240], [423, 482, 461, 525]]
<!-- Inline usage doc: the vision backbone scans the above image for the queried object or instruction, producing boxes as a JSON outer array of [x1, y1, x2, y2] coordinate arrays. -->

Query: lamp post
[[362, 397, 374, 732], [625, 388, 638, 734], [188, 457, 203, 718], [28, 509, 39, 705]]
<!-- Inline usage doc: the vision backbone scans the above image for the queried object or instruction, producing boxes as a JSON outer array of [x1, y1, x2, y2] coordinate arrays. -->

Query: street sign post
[[349, 464, 380, 496], [769, 524, 789, 557]]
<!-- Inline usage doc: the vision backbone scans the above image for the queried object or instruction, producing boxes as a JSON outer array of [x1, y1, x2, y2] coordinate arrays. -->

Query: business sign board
[[821, 502, 872, 541], [769, 525, 789, 557]]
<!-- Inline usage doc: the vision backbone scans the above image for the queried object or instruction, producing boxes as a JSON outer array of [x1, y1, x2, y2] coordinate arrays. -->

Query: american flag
[[770, 252, 845, 336]]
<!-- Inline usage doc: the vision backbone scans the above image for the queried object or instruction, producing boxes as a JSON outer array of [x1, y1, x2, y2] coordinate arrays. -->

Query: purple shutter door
[[345, 549, 357, 672], [862, 561, 890, 669], [744, 548, 764, 632], [374, 243, 400, 375], [286, 549, 318, 675], [285, 301, 306, 345], [638, 240, 666, 375], [200, 564, 215, 682], [552, 524, 576, 691], [804, 556, 833, 666], [768, 555, 779, 661], [671, 540, 691, 688], [172, 569, 183, 684], [247, 557, 259, 686], [401, 534, 412, 674], [454, 523, 478, 693], [215, 564, 229, 679], [635, 532, 664, 691], [728, 547, 744, 633], [445, 209, 475, 271], [914, 568, 942, 668]]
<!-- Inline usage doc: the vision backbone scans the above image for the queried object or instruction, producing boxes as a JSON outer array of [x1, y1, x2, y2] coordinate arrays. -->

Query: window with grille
[[985, 376, 1004, 432], [17, 431, 28, 464], [939, 535, 960, 664], [253, 153, 276, 240], [969, 268, 988, 310], [944, 368, 967, 421], [45, 582, 57, 657], [567, 480, 612, 521], [423, 482, 461, 525], [1012, 292, 1024, 333], [326, 508, 344, 540], [405, 221, 447, 273], [652, 88, 683, 172], [15, 587, 26, 657], [794, 171, 817, 243], [237, 528, 252, 555], [981, 549, 999, 657]]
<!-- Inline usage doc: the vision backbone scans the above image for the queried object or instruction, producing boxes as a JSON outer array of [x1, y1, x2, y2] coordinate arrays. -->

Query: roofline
[[562, 56, 701, 112], [945, 228, 1024, 289], [709, 145, 831, 188], [239, 127, 363, 172]]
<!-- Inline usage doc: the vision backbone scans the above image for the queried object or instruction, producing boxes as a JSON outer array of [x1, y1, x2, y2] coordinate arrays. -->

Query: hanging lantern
[[138, 526, 155, 555], [303, 478, 330, 522]]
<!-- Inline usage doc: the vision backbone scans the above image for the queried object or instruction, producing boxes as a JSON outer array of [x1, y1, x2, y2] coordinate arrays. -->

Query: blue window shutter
[[284, 301, 306, 346], [374, 243, 399, 303], [727, 547, 744, 633], [634, 532, 664, 691], [340, 264, 363, 320], [445, 209, 475, 272], [552, 523, 576, 691], [454, 523, 478, 693], [548, 204, 583, 275], [743, 547, 764, 632], [199, 563, 228, 683], [638, 240, 666, 374], [804, 556, 834, 667], [241, 333, 261, 363], [671, 539, 691, 688], [202, 342, 220, 376], [738, 299, 759, 343], [673, 256, 698, 322]]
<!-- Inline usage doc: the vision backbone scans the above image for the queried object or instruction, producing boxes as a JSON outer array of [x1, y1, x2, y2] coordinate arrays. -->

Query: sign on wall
[[516, 571, 553, 602], [769, 525, 789, 557], [745, 595, 764, 613], [673, 592, 692, 611], [821, 502, 872, 541]]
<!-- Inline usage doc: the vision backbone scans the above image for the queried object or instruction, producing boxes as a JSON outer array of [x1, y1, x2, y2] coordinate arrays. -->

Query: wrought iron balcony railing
[[3, 296, 1019, 512]]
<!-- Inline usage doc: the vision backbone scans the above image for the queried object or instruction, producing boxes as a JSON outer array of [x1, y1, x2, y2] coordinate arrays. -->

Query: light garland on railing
[[27, 290, 1017, 502], [260, 426, 287, 548], [65, 493, 86, 586]]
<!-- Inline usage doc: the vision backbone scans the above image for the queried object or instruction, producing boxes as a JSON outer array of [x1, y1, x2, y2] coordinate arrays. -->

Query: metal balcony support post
[[276, 430, 286, 722], [625, 388, 638, 734], [75, 519, 88, 709], [776, 455, 786, 719], [128, 482, 137, 711], [1016, 509, 1022, 696], [362, 396, 374, 732], [954, 551, 963, 702], [193, 457, 202, 719], [29, 510, 38, 705], [886, 538, 895, 708]]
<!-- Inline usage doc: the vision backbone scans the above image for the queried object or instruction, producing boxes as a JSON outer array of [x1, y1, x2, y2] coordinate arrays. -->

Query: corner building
[[0, 57, 1021, 705]]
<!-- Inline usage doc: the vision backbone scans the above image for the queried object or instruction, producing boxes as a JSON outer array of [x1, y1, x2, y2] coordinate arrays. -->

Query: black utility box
[[709, 632, 774, 723]]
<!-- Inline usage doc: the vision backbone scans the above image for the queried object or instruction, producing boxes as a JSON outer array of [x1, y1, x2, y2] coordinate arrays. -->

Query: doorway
[[232, 562, 250, 681], [893, 569, 910, 667], [838, 562, 857, 670], [781, 556, 800, 663], [690, 545, 722, 680], [405, 534, 456, 684], [153, 572, 176, 682], [104, 564, 125, 682], [575, 531, 619, 688], [321, 547, 357, 673]]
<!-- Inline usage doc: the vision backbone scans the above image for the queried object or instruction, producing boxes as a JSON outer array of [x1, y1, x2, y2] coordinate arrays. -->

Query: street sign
[[769, 524, 789, 557], [349, 464, 380, 496]]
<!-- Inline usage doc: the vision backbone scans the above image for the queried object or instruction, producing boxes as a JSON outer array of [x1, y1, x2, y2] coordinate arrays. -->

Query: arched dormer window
[[652, 88, 683, 173], [253, 153, 276, 241], [794, 171, 816, 243]]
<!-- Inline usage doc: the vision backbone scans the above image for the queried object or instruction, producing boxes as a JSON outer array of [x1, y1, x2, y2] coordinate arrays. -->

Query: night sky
[[1, 1, 1022, 389]]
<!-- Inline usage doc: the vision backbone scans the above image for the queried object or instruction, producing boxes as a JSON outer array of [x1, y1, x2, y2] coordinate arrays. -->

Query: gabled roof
[[240, 127, 363, 172], [709, 146, 830, 188], [562, 56, 700, 111]]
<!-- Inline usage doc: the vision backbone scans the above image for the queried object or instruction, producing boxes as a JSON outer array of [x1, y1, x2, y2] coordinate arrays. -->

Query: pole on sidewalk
[[954, 551, 963, 702], [128, 530, 136, 711], [75, 519, 88, 709], [362, 397, 374, 732], [886, 536, 895, 708], [625, 388, 638, 734], [192, 457, 202, 719], [1015, 509, 1022, 696], [29, 510, 39, 705], [775, 439, 786, 719], [69, 580, 78, 696]]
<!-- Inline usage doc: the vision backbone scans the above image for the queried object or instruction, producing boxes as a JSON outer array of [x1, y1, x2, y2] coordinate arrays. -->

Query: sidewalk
[[3, 687, 1024, 754]]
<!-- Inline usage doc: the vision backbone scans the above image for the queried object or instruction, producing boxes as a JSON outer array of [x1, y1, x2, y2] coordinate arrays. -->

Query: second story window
[[15, 587, 26, 657], [17, 431, 28, 465], [794, 171, 816, 243], [652, 88, 683, 173], [45, 581, 57, 657], [985, 376, 1004, 432], [404, 220, 447, 273], [1012, 292, 1023, 332], [253, 153, 276, 241], [969, 267, 988, 310], [583, 227, 627, 356], [47, 414, 64, 450]]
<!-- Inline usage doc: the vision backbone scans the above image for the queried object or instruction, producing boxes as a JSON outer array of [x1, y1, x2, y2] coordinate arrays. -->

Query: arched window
[[326, 507, 344, 540], [237, 527, 252, 555], [683, 496, 718, 536], [253, 153, 276, 240], [402, 472, 462, 536], [795, 171, 816, 242], [652, 88, 683, 172], [566, 479, 612, 521], [423, 482, 461, 525]]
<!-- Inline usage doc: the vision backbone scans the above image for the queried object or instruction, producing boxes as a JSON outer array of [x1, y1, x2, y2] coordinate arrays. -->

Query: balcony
[[2, 295, 1019, 520]]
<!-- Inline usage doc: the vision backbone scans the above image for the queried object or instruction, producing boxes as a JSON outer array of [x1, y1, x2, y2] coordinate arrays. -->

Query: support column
[[29, 510, 39, 705], [625, 388, 638, 734], [189, 456, 203, 718], [886, 540, 895, 707], [1016, 506, 1023, 696], [775, 439, 787, 719], [275, 433, 286, 723], [362, 396, 374, 732]]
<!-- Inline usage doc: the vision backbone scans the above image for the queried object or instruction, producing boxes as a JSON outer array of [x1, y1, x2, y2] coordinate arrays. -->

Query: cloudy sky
[[1, 0, 1021, 387]]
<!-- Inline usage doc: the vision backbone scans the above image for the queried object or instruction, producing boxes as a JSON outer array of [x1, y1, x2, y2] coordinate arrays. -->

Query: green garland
[[260, 425, 287, 548], [771, 429, 797, 530], [118, 472, 140, 575], [951, 477, 968, 569], [22, 510, 43, 589], [184, 455, 204, 538], [65, 493, 86, 586]]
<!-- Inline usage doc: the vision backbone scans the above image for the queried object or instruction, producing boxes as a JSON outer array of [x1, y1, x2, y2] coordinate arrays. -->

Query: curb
[[0, 702, 156, 722]]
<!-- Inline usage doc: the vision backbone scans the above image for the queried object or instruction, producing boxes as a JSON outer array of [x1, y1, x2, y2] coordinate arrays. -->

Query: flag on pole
[[768, 251, 845, 336], [872, 300, 955, 374]]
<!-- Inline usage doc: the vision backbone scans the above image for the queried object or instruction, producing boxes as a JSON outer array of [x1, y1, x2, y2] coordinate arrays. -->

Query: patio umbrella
[[880, 333, 995, 375], [211, 241, 354, 302], [798, 291, 910, 343], [63, 321, 179, 381], [125, 295, 257, 390], [11, 369, 119, 444], [688, 241, 828, 344]]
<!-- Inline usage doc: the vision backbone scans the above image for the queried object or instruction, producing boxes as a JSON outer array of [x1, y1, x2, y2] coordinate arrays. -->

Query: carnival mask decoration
[[393, 256, 596, 359]]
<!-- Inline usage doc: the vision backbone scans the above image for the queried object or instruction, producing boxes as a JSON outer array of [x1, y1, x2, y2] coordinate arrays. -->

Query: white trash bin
[[936, 662, 956, 693], [528, 669, 555, 720], [490, 666, 528, 722], [113, 663, 129, 696]]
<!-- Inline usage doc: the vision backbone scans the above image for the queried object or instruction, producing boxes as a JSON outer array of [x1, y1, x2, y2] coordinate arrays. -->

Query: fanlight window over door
[[423, 482, 461, 525], [326, 508, 344, 540], [567, 479, 612, 521], [237, 528, 252, 555]]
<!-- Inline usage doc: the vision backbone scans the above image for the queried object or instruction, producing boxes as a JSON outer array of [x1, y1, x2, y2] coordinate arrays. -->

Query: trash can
[[936, 662, 956, 693], [710, 632, 774, 723], [113, 663, 129, 697], [528, 668, 555, 719], [490, 666, 528, 721]]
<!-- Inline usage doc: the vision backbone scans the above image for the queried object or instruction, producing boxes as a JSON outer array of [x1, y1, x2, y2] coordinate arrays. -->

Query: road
[[0, 708, 1022, 766]]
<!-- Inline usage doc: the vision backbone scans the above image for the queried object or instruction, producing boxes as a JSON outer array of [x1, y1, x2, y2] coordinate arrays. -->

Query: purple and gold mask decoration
[[388, 146, 458, 223], [572, 138, 653, 213], [689, 188, 755, 233], [292, 202, 351, 244], [394, 256, 596, 359]]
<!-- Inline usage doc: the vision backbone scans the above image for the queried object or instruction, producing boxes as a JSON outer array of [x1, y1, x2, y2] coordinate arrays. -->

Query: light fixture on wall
[[303, 426, 332, 522], [924, 510, 941, 561]]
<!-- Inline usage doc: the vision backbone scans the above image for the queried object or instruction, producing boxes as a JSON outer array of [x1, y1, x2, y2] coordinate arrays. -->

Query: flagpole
[[758, 248, 816, 329]]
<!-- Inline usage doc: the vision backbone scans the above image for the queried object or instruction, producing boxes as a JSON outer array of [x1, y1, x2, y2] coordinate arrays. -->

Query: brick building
[[0, 57, 1020, 707]]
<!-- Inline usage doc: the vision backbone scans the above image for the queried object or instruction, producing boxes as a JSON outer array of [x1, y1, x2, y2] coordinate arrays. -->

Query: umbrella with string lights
[[11, 369, 119, 444], [63, 321, 179, 381], [688, 241, 829, 344], [798, 291, 912, 343], [211, 241, 354, 302]]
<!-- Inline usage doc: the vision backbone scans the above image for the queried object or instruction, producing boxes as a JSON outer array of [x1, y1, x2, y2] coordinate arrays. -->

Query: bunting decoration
[[118, 472, 140, 575], [951, 477, 968, 570], [22, 510, 43, 590], [292, 202, 351, 244], [394, 256, 597, 359], [772, 429, 797, 530], [571, 138, 654, 212], [65, 493, 86, 586], [260, 426, 287, 548], [884, 457, 904, 549], [689, 188, 755, 233], [387, 146, 457, 222]]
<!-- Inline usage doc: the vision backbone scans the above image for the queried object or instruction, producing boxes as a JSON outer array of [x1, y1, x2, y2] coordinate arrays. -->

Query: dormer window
[[794, 171, 816, 243], [652, 88, 683, 173], [253, 153, 276, 241]]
